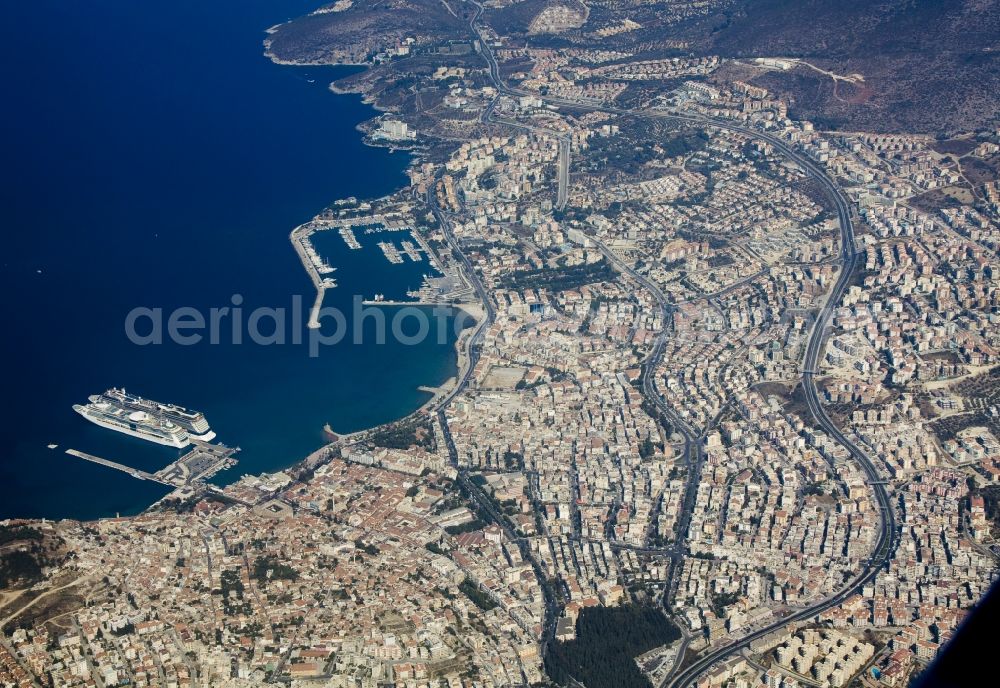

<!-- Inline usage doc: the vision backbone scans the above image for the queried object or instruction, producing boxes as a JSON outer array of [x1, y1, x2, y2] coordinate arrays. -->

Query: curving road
[[459, 4, 899, 685], [634, 112, 899, 688]]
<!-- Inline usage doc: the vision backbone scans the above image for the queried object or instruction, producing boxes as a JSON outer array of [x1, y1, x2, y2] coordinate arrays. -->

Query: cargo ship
[[97, 388, 216, 442], [73, 398, 191, 448]]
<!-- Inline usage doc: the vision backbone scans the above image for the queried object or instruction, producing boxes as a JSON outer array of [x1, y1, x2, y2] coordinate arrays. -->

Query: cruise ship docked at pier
[[73, 398, 191, 448], [72, 389, 217, 448], [98, 388, 216, 441]]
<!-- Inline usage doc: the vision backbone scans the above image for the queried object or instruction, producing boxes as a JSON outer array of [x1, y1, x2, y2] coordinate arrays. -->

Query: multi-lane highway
[[647, 100, 900, 688], [457, 4, 899, 685]]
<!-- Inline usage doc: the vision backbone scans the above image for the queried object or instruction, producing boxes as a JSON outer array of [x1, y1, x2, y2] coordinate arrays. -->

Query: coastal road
[[423, 172, 565, 657], [423, 184, 495, 411], [462, 6, 898, 686]]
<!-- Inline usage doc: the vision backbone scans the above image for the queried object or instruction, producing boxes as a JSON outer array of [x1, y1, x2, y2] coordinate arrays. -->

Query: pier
[[307, 285, 327, 329], [65, 449, 169, 485], [291, 222, 338, 329], [292, 225, 337, 283], [154, 440, 239, 485], [400, 240, 423, 262], [408, 229, 441, 270], [361, 299, 457, 307], [66, 441, 239, 488], [377, 240, 404, 264], [339, 226, 361, 249]]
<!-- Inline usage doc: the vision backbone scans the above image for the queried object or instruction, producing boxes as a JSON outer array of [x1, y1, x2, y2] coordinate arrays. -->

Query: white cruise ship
[[73, 398, 191, 448], [98, 388, 216, 442]]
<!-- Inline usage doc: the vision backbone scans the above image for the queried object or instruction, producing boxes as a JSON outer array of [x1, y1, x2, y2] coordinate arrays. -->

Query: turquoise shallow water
[[0, 0, 460, 520]]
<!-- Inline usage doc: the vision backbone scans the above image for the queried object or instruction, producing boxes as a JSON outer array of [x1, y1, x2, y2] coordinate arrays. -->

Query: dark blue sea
[[0, 0, 461, 520]]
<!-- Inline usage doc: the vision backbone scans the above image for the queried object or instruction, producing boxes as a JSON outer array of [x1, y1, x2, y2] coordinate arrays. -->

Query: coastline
[[322, 301, 483, 446], [0, 0, 465, 523], [262, 43, 483, 447], [135, 49, 481, 515]]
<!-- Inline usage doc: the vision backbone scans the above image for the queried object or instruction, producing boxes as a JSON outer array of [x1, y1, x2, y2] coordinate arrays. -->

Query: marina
[[400, 240, 423, 262], [339, 226, 362, 249], [290, 212, 456, 328], [377, 240, 404, 264]]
